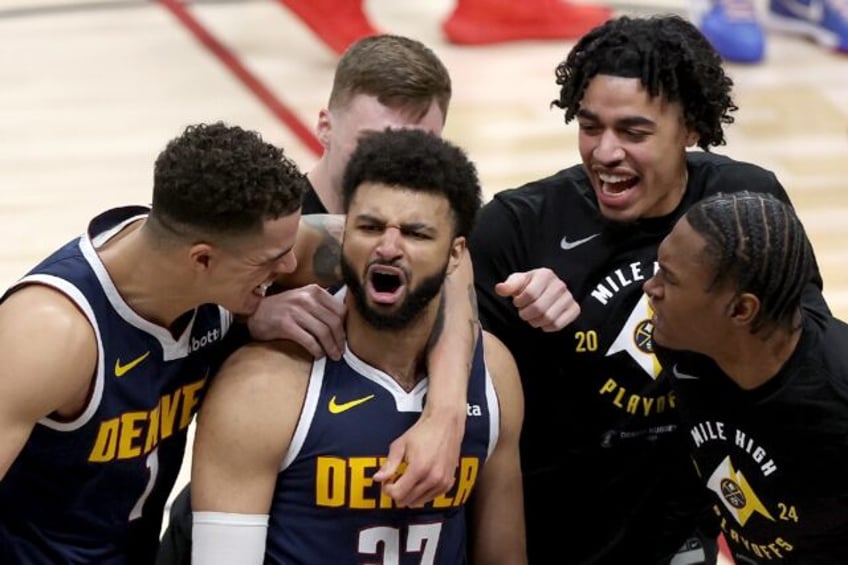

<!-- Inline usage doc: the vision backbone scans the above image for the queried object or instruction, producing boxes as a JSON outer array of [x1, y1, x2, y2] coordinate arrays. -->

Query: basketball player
[[190, 129, 526, 564], [646, 191, 848, 564]]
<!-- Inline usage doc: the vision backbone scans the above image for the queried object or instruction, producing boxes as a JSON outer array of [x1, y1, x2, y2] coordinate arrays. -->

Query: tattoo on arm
[[427, 293, 446, 355], [304, 215, 344, 284], [468, 283, 480, 350]]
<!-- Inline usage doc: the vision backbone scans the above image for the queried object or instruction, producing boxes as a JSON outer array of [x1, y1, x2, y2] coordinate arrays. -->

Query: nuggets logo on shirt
[[691, 420, 800, 561], [582, 260, 678, 418]]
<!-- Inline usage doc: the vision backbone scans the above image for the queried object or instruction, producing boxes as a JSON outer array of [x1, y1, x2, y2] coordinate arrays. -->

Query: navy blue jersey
[[0, 207, 232, 565], [656, 310, 848, 564], [266, 334, 497, 565]]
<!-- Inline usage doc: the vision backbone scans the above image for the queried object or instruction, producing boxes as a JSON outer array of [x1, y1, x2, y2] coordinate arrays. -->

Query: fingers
[[497, 269, 580, 332], [381, 461, 455, 508], [494, 272, 529, 298], [373, 446, 403, 484], [249, 286, 346, 359], [373, 429, 457, 508]]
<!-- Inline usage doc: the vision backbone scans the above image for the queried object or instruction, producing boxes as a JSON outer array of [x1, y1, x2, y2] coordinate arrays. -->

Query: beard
[[340, 254, 448, 331]]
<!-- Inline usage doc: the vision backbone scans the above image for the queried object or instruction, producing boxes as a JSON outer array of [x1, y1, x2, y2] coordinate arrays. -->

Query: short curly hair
[[341, 129, 481, 238], [552, 15, 737, 150], [150, 122, 307, 239]]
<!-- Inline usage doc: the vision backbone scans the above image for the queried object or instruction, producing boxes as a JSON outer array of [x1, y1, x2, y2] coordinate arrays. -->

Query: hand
[[495, 268, 580, 332], [373, 406, 465, 507], [247, 285, 346, 359]]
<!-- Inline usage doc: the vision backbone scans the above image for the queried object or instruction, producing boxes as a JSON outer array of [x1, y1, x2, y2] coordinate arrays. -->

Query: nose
[[643, 275, 660, 300], [274, 251, 298, 275], [593, 130, 625, 164], [376, 227, 403, 260]]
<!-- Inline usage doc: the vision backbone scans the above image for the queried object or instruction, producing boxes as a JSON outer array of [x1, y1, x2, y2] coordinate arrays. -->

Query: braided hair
[[552, 15, 736, 150], [687, 191, 814, 334]]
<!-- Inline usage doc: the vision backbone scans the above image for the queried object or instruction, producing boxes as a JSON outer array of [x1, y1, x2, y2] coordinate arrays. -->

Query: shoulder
[[0, 283, 98, 416], [204, 340, 313, 420], [481, 331, 521, 396], [487, 165, 592, 215], [686, 152, 787, 200]]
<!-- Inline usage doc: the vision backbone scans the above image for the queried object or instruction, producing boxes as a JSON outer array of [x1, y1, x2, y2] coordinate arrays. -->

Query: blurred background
[[2, 0, 846, 312]]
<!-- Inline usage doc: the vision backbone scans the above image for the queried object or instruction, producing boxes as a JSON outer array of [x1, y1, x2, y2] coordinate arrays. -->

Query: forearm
[[276, 214, 344, 289], [425, 252, 477, 418]]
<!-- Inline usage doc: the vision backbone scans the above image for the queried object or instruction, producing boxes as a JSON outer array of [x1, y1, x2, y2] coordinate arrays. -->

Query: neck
[[344, 299, 441, 392], [98, 220, 202, 331], [712, 325, 802, 390], [307, 162, 342, 214]]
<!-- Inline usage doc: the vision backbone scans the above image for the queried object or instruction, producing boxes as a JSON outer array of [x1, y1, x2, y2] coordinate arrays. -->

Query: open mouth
[[254, 280, 273, 297], [367, 265, 406, 305], [598, 172, 638, 196]]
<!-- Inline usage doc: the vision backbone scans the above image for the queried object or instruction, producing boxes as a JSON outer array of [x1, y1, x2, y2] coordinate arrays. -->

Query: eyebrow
[[267, 245, 294, 263], [355, 213, 436, 234], [576, 108, 656, 128]]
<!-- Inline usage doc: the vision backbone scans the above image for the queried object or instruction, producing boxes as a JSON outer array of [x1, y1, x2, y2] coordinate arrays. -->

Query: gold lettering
[[89, 418, 119, 462], [160, 389, 181, 440], [144, 404, 160, 454], [599, 378, 616, 395], [348, 457, 377, 509], [180, 379, 205, 429], [316, 456, 346, 507], [117, 411, 146, 459]]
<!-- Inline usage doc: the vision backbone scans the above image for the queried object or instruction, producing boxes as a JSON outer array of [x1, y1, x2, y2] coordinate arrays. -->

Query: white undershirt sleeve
[[191, 511, 269, 565]]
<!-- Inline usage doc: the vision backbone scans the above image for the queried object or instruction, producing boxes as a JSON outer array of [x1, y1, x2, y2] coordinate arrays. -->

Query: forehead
[[335, 94, 445, 135], [660, 217, 709, 272], [581, 74, 681, 122], [237, 211, 301, 255], [348, 183, 452, 226]]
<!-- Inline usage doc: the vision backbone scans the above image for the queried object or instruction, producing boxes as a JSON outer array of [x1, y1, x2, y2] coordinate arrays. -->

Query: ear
[[446, 236, 466, 275], [685, 127, 700, 148], [316, 108, 332, 149], [188, 242, 215, 273], [727, 292, 760, 327]]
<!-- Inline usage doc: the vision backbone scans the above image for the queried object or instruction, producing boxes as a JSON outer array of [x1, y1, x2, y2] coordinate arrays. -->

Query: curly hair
[[150, 122, 307, 239], [687, 191, 814, 334], [329, 34, 452, 122], [341, 129, 481, 238], [552, 15, 737, 150]]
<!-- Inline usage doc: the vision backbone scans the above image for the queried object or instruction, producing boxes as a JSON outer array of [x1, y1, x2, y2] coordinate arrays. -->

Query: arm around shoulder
[[0, 285, 97, 479], [468, 331, 527, 565]]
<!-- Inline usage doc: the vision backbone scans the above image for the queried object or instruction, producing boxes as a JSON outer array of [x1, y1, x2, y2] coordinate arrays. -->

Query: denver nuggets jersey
[[265, 334, 498, 565], [657, 310, 848, 564], [468, 152, 815, 562], [0, 207, 231, 565]]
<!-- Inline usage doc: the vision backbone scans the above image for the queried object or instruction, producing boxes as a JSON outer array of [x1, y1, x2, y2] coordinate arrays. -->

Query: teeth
[[256, 281, 273, 296], [598, 173, 630, 184]]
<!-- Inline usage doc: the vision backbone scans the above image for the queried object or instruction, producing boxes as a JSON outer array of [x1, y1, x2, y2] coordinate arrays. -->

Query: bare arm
[[190, 341, 311, 562], [192, 342, 310, 512], [468, 331, 527, 564], [0, 285, 97, 479]]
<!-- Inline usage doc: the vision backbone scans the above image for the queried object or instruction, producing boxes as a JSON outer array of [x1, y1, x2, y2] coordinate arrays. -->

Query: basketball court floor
[[2, 1, 846, 562]]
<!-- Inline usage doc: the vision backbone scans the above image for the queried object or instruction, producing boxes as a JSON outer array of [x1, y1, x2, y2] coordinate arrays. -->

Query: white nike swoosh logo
[[672, 364, 700, 381], [560, 233, 600, 250], [775, 0, 823, 22]]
